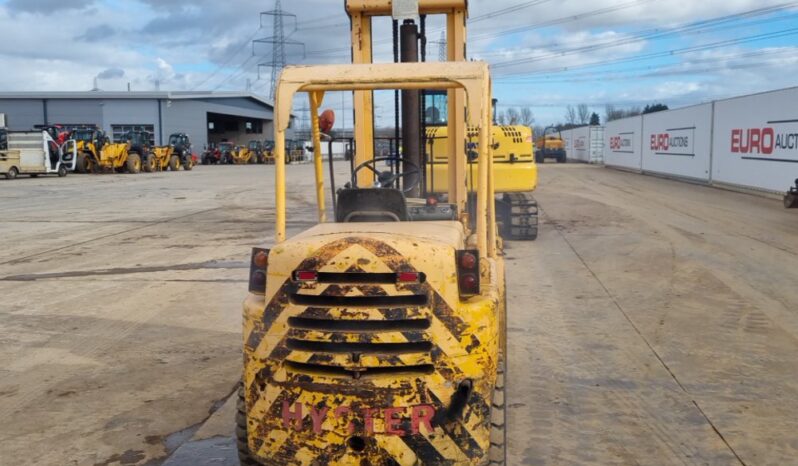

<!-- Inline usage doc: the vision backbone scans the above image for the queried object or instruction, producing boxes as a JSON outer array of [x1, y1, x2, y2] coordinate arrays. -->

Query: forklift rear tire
[[58, 165, 67, 177], [169, 156, 180, 171], [5, 167, 18, 180], [236, 383, 260, 466], [126, 154, 142, 174], [489, 359, 507, 466]]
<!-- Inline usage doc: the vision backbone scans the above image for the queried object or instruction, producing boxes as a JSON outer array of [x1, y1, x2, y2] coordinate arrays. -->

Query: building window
[[111, 124, 155, 145], [245, 120, 263, 134]]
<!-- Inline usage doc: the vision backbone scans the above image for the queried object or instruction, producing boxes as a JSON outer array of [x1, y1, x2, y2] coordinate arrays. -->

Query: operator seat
[[335, 188, 409, 222]]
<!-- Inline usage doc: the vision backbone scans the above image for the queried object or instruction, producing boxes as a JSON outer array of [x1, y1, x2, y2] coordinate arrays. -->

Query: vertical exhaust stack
[[400, 18, 421, 198]]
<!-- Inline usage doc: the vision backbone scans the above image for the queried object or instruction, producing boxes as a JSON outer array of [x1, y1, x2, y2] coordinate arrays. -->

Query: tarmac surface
[[1, 163, 797, 465]]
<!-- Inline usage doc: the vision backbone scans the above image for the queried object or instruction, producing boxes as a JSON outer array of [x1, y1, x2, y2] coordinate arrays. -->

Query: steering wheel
[[352, 156, 421, 194]]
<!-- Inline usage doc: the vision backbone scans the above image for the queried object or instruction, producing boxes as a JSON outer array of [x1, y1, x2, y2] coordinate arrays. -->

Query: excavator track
[[499, 192, 539, 241]]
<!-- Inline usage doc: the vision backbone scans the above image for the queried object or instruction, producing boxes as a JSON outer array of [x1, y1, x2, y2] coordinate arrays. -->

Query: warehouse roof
[[0, 91, 275, 108]]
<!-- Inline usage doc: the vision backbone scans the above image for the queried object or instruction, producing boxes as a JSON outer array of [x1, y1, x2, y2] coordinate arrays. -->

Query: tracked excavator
[[424, 92, 539, 240]]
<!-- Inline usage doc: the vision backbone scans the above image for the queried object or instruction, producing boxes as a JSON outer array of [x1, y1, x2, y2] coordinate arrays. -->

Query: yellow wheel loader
[[263, 140, 276, 164], [240, 60, 507, 466], [72, 127, 141, 174], [71, 127, 107, 173], [232, 145, 256, 164]]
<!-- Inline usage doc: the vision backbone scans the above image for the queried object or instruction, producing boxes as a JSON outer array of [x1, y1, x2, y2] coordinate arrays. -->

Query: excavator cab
[[240, 61, 506, 466]]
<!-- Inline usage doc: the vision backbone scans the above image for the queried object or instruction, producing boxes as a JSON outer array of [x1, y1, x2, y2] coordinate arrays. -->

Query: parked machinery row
[[0, 122, 198, 179], [73, 128, 195, 174], [200, 139, 306, 165]]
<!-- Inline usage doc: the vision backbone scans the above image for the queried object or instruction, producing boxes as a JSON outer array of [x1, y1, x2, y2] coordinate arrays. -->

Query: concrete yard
[[1, 164, 797, 465]]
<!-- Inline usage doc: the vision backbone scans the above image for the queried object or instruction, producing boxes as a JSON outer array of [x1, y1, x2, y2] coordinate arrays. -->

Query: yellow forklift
[[239, 59, 507, 466]]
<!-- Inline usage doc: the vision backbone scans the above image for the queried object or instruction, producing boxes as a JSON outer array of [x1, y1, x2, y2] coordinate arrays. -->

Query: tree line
[[491, 102, 669, 137]]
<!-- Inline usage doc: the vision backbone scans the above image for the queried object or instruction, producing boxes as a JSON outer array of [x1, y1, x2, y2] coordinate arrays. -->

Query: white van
[[0, 131, 77, 179]]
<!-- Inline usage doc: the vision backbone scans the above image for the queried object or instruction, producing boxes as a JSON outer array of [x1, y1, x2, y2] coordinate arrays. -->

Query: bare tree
[[519, 107, 534, 127], [577, 104, 590, 125], [604, 104, 643, 122], [497, 110, 507, 125], [564, 105, 577, 125], [506, 107, 520, 125]]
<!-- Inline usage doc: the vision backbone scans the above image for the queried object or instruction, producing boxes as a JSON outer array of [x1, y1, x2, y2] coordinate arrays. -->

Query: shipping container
[[641, 103, 713, 182], [604, 116, 643, 171]]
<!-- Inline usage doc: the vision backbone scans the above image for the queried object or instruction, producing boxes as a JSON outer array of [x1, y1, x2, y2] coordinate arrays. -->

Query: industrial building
[[0, 91, 289, 148]]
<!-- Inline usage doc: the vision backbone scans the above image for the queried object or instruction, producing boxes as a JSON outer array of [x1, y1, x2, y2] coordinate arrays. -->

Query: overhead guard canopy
[[345, 0, 467, 16], [274, 61, 490, 132]]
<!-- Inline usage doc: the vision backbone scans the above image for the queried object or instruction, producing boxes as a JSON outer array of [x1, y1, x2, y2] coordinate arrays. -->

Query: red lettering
[[411, 404, 435, 435], [658, 134, 669, 151], [749, 128, 761, 153], [650, 134, 656, 150], [762, 127, 774, 154], [309, 406, 329, 435], [282, 401, 303, 431], [334, 406, 355, 434], [384, 407, 406, 436], [731, 129, 741, 152], [362, 408, 379, 435]]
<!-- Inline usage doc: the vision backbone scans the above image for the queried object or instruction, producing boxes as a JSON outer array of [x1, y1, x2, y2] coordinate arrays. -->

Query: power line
[[469, 0, 555, 23], [469, 0, 655, 42], [255, 0, 306, 100], [211, 54, 258, 91], [491, 2, 798, 70], [192, 27, 262, 90], [494, 26, 798, 78], [498, 47, 797, 83]]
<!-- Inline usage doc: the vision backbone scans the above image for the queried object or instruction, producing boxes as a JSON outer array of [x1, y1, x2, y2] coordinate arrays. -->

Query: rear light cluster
[[456, 250, 480, 298], [249, 247, 270, 294]]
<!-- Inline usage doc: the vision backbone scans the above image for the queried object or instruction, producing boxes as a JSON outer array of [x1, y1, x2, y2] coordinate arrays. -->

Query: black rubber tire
[[76, 153, 87, 173], [169, 155, 180, 171], [557, 154, 566, 163], [57, 165, 67, 177], [489, 359, 506, 466], [183, 159, 193, 171], [6, 167, 18, 180], [142, 154, 155, 173], [785, 193, 798, 209], [236, 383, 260, 466], [126, 153, 142, 174], [534, 152, 543, 164]]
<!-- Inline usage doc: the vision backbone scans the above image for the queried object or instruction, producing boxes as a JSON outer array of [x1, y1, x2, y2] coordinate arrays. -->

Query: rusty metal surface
[[242, 231, 504, 465]]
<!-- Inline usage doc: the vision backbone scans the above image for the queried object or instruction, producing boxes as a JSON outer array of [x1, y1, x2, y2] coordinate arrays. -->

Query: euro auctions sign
[[609, 132, 634, 152], [730, 120, 798, 162], [650, 127, 695, 157]]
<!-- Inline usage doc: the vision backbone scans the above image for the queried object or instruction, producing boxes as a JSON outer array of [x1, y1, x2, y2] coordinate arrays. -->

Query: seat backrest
[[335, 188, 409, 222]]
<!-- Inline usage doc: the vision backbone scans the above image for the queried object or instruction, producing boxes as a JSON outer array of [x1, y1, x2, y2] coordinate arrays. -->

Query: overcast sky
[[0, 0, 796, 127]]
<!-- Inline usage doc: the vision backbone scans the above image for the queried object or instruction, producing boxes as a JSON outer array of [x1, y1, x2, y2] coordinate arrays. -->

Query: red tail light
[[249, 247, 270, 294], [396, 271, 420, 283], [456, 250, 480, 298], [293, 270, 318, 282]]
